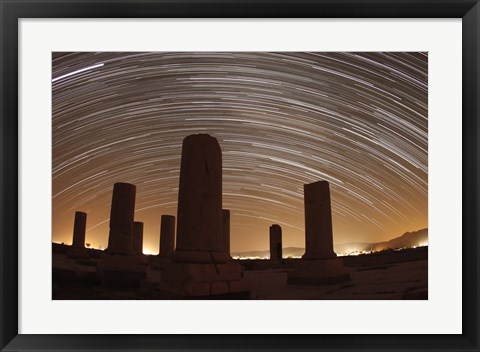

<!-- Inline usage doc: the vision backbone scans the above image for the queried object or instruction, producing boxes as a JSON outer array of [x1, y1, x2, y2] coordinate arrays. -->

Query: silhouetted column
[[303, 181, 336, 260], [158, 134, 250, 298], [222, 209, 230, 257], [174, 134, 223, 257], [106, 182, 136, 255], [72, 211, 87, 248], [133, 221, 144, 255], [159, 215, 175, 257], [270, 224, 282, 260]]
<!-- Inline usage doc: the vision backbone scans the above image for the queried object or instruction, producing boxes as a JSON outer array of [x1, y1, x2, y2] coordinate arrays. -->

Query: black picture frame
[[1, 1, 479, 351]]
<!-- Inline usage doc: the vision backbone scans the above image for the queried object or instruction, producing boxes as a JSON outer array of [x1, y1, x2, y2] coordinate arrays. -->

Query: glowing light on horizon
[[142, 248, 159, 255], [233, 256, 269, 260]]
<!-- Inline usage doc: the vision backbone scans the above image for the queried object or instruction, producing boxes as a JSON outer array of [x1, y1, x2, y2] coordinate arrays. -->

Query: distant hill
[[372, 228, 428, 251], [231, 228, 428, 258]]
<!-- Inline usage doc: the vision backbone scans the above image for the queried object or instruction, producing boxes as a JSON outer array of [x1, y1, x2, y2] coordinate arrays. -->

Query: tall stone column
[[67, 211, 89, 258], [159, 134, 250, 298], [303, 181, 336, 260], [133, 221, 144, 255], [172, 134, 226, 263], [159, 215, 175, 257], [72, 211, 87, 248], [106, 182, 136, 255], [100, 182, 146, 290], [222, 209, 231, 257], [269, 224, 282, 260], [288, 180, 350, 285]]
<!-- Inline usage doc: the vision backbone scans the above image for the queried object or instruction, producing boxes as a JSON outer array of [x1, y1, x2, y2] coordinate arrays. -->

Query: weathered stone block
[[287, 258, 350, 285], [157, 281, 211, 297], [184, 282, 211, 296], [171, 250, 229, 264], [161, 262, 220, 282], [97, 254, 146, 290], [150, 256, 171, 271], [210, 281, 230, 295], [228, 280, 252, 294], [217, 262, 242, 279], [67, 246, 89, 259]]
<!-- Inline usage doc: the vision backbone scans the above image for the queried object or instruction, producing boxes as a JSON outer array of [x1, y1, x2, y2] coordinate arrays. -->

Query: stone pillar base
[[150, 256, 172, 271], [97, 254, 147, 290], [171, 250, 230, 264], [158, 261, 251, 299], [287, 258, 350, 285], [135, 254, 150, 266], [66, 246, 89, 259]]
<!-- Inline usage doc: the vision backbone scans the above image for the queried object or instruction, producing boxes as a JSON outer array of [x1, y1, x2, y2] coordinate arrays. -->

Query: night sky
[[52, 52, 428, 254]]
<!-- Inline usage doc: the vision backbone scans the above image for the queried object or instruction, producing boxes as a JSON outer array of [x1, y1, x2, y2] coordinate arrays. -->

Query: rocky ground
[[52, 245, 427, 300], [245, 260, 427, 299]]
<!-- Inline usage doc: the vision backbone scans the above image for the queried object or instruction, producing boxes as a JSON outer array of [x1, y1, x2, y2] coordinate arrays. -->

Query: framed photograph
[[1, 0, 478, 351]]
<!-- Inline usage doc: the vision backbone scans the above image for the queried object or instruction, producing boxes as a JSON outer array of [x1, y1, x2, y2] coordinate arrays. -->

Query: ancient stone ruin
[[158, 134, 250, 298], [303, 181, 336, 260], [133, 221, 144, 255], [98, 182, 146, 289], [269, 224, 282, 261], [159, 215, 175, 257], [150, 215, 176, 270], [67, 211, 89, 259], [288, 181, 350, 285], [223, 209, 231, 258], [105, 182, 136, 255]]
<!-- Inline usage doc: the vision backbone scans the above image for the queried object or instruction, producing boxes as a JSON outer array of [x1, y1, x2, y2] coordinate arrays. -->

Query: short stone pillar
[[106, 182, 136, 255], [288, 181, 350, 285], [67, 211, 89, 258], [133, 221, 144, 255], [159, 134, 250, 298], [159, 215, 175, 257], [223, 209, 231, 258], [269, 224, 282, 261], [99, 182, 146, 290], [150, 215, 176, 271]]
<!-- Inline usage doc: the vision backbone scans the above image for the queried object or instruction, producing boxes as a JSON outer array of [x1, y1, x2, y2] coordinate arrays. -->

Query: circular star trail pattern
[[52, 52, 427, 253]]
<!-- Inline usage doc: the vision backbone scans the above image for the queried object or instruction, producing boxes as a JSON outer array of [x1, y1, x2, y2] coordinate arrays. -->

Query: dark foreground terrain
[[52, 245, 427, 300]]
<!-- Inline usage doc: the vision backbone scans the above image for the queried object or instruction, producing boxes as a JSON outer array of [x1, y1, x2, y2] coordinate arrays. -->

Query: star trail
[[52, 52, 428, 253]]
